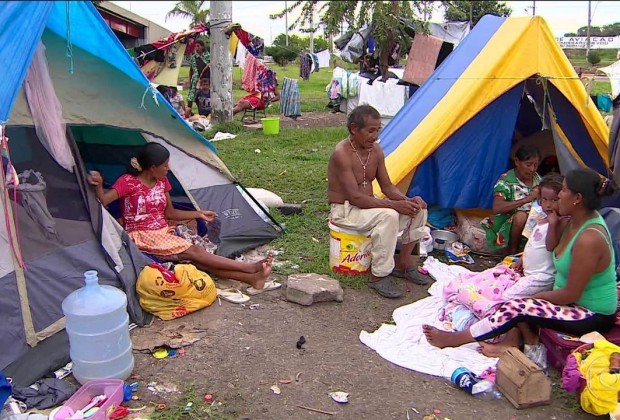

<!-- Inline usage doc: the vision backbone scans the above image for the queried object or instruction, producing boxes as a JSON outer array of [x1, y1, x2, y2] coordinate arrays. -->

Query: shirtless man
[[328, 105, 429, 298]]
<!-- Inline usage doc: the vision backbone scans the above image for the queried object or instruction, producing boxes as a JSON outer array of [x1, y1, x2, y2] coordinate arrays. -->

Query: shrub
[[265, 46, 299, 66], [587, 51, 602, 65]]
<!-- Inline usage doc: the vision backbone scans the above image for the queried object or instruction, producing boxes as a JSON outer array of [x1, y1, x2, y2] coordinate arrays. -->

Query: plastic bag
[[137, 263, 217, 320], [524, 343, 548, 370]]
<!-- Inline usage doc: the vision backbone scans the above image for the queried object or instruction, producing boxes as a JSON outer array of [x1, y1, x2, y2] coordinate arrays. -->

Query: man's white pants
[[330, 201, 427, 278]]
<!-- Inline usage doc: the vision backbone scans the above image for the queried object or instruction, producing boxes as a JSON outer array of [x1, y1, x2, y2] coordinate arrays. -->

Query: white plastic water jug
[[62, 270, 134, 385]]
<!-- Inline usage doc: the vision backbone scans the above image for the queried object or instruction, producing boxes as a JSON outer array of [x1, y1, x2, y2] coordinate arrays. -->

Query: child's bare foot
[[422, 325, 473, 349]]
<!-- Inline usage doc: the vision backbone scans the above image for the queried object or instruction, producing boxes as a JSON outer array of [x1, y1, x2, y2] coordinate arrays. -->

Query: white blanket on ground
[[359, 257, 498, 379]]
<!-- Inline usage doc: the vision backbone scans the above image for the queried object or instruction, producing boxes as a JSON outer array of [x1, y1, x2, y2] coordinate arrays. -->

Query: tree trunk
[[380, 1, 400, 81], [210, 1, 233, 123]]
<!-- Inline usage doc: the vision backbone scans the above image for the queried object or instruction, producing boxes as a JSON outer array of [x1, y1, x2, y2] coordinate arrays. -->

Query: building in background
[[95, 1, 170, 48]]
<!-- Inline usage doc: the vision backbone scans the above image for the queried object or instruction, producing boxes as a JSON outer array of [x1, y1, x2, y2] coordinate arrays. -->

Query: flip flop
[[391, 267, 431, 286], [246, 280, 282, 296], [217, 288, 251, 304], [367, 277, 403, 299]]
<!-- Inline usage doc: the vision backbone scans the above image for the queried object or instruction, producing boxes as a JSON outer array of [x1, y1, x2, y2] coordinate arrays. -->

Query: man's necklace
[[348, 137, 372, 188]]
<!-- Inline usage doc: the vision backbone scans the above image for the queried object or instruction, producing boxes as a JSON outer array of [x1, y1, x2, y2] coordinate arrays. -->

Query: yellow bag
[[137, 264, 217, 320]]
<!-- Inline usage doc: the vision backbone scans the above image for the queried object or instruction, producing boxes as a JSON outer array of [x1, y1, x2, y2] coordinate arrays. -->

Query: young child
[[503, 172, 563, 299], [169, 86, 187, 117], [194, 78, 211, 118]]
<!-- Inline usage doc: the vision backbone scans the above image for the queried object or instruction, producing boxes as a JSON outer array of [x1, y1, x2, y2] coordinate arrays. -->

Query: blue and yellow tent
[[379, 16, 610, 209]]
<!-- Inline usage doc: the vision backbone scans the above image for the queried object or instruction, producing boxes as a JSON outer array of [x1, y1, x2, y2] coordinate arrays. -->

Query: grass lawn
[[210, 126, 373, 288]]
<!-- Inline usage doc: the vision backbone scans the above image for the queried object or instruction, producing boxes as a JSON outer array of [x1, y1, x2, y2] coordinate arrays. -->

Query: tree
[[272, 33, 329, 51], [568, 23, 620, 37], [443, 1, 511, 26], [266, 34, 330, 66], [270, 1, 428, 80], [166, 0, 209, 28]]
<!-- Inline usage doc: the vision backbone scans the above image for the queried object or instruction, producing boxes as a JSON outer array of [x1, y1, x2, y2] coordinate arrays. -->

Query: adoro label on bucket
[[329, 226, 372, 275]]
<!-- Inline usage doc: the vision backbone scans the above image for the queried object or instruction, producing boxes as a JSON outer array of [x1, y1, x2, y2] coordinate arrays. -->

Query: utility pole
[[469, 2, 473, 29], [309, 2, 314, 53], [533, 0, 536, 16], [285, 0, 289, 46], [210, 1, 233, 123], [586, 0, 592, 61]]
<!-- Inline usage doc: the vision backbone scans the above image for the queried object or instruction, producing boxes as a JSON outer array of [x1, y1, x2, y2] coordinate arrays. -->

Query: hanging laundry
[[358, 77, 407, 118], [300, 53, 312, 80], [599, 60, 620, 99], [242, 53, 260, 92], [368, 36, 375, 53], [403, 34, 445, 86], [316, 49, 331, 68], [229, 32, 239, 57], [236, 43, 248, 69], [130, 25, 208, 86], [339, 26, 372, 63], [428, 21, 471, 45], [311, 53, 320, 72], [257, 66, 278, 102], [280, 77, 301, 119], [233, 28, 264, 57]]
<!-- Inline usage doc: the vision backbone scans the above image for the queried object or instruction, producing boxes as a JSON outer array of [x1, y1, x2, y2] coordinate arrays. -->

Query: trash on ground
[[147, 382, 179, 395], [204, 394, 214, 403], [279, 378, 293, 384], [131, 321, 208, 352], [270, 385, 281, 395], [296, 336, 306, 349], [211, 132, 237, 141], [329, 391, 349, 404], [296, 372, 302, 382], [297, 405, 337, 416], [152, 348, 169, 359]]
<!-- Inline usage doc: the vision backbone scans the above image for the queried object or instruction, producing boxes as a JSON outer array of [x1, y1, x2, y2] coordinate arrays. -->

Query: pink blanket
[[443, 265, 520, 319]]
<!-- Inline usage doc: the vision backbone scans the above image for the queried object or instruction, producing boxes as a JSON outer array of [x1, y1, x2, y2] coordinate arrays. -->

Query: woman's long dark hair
[[565, 167, 618, 210], [127, 143, 170, 176]]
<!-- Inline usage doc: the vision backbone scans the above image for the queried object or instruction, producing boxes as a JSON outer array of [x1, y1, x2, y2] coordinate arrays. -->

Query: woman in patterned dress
[[187, 40, 210, 111], [87, 143, 272, 289], [482, 145, 542, 255]]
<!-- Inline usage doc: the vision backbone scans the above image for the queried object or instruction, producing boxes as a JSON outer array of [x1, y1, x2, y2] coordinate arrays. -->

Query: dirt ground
[[123, 254, 594, 420], [278, 111, 347, 129]]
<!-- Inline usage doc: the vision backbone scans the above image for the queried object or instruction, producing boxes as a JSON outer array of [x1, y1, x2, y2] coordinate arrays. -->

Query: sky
[[110, 1, 620, 44]]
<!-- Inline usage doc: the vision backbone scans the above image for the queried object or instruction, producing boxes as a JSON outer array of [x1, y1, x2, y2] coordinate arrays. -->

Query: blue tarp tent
[[0, 1, 280, 385]]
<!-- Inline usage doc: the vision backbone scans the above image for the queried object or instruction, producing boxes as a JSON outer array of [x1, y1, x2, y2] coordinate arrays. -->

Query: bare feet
[[247, 253, 274, 274], [478, 342, 513, 358], [248, 254, 274, 289], [422, 325, 474, 349]]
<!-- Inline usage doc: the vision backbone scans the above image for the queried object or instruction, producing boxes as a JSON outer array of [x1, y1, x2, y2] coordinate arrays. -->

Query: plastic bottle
[[451, 368, 502, 400], [62, 270, 134, 384], [471, 379, 503, 400], [450, 367, 479, 393]]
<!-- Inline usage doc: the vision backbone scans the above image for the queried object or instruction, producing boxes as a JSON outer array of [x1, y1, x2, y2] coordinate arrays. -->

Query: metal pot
[[431, 230, 459, 251]]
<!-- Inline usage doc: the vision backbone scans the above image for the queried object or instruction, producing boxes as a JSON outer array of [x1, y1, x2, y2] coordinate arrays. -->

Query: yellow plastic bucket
[[328, 222, 372, 275], [261, 117, 280, 135]]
